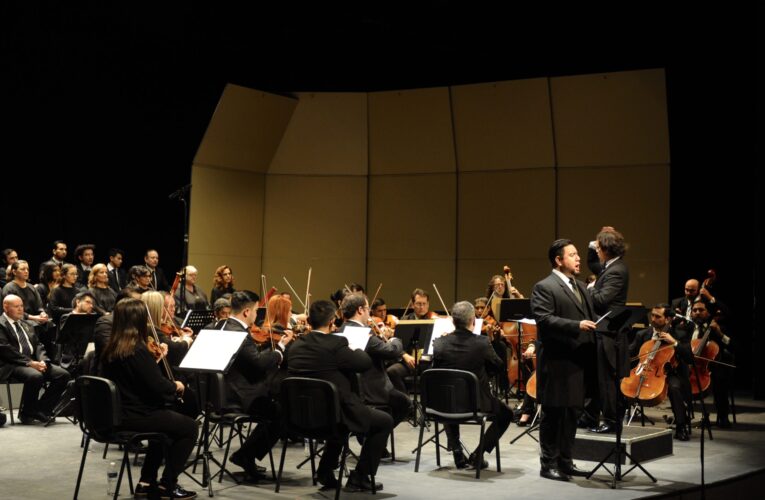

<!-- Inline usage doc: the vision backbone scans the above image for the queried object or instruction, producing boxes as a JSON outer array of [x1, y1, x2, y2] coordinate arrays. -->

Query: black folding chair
[[276, 377, 369, 500], [72, 376, 169, 500], [415, 368, 501, 479]]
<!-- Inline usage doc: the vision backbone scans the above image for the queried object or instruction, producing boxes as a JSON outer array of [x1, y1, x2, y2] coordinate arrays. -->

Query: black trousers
[[539, 406, 579, 470], [240, 396, 282, 461], [318, 408, 393, 477], [386, 362, 412, 394], [444, 399, 513, 455], [11, 363, 70, 415], [667, 373, 691, 426], [121, 409, 198, 486], [387, 389, 412, 427], [711, 350, 734, 418]]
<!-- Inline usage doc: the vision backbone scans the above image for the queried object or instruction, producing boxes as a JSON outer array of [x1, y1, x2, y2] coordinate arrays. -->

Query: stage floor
[[2, 394, 764, 499]]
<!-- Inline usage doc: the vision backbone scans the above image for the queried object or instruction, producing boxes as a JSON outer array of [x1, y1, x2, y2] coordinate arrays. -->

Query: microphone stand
[[169, 184, 190, 316]]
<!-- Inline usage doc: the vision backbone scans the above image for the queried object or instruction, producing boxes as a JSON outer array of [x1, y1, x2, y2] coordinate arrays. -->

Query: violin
[[251, 324, 285, 346], [147, 335, 165, 362], [620, 335, 675, 406]]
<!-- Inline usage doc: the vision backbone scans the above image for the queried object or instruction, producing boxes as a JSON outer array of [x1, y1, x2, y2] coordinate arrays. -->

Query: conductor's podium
[[573, 425, 673, 465]]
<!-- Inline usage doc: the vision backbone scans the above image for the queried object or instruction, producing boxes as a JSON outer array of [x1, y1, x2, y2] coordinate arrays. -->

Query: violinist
[[210, 265, 235, 303], [223, 291, 285, 482], [628, 304, 692, 440], [386, 289, 433, 395], [100, 298, 197, 499], [474, 296, 509, 394], [342, 293, 411, 459], [371, 298, 399, 333], [689, 300, 734, 428], [160, 292, 194, 345]]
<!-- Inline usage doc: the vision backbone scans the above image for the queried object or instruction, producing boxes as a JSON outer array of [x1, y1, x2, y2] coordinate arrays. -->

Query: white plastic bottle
[[106, 461, 118, 496]]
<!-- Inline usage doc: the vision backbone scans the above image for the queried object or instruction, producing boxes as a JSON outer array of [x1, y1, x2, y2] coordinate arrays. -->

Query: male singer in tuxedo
[[0, 295, 70, 424], [531, 239, 597, 481]]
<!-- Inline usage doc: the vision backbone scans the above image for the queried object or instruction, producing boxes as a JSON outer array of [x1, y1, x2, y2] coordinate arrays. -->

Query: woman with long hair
[[210, 265, 235, 303], [100, 298, 197, 499]]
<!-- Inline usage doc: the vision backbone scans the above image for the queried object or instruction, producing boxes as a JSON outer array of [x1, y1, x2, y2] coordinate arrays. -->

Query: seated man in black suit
[[340, 292, 411, 457], [0, 294, 70, 424], [628, 304, 692, 440], [433, 301, 513, 469], [288, 299, 392, 492], [223, 291, 287, 482]]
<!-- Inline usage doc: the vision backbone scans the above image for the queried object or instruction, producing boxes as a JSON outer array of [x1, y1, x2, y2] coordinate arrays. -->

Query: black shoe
[[540, 467, 570, 481], [559, 463, 589, 477], [577, 416, 597, 429], [380, 447, 391, 459], [158, 483, 196, 499], [517, 414, 531, 427], [453, 450, 468, 469], [468, 452, 489, 470], [589, 423, 614, 434], [18, 412, 47, 425], [675, 428, 690, 441], [134, 481, 158, 498], [345, 470, 382, 492], [230, 451, 259, 479], [316, 468, 339, 489], [716, 416, 732, 428]]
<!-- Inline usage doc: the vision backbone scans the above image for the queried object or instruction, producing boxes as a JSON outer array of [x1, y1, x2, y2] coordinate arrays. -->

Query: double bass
[[620, 335, 675, 406], [496, 266, 537, 392]]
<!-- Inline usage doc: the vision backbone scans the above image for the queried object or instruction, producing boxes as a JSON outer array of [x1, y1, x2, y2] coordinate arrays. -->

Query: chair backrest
[[421, 368, 480, 417], [76, 375, 121, 442], [280, 377, 342, 438]]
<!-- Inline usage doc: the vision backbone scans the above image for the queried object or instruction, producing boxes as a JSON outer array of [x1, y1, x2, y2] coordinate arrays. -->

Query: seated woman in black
[[100, 298, 197, 499]]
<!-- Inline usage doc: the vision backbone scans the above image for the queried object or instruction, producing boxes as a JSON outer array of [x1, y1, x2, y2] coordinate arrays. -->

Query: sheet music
[[424, 318, 483, 354], [179, 329, 247, 372], [334, 326, 371, 351]]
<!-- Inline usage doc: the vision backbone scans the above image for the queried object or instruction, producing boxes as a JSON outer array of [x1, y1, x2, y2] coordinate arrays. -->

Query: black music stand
[[48, 313, 98, 425], [395, 320, 435, 428], [181, 309, 216, 335], [178, 329, 248, 497], [499, 299, 533, 399], [587, 306, 656, 488]]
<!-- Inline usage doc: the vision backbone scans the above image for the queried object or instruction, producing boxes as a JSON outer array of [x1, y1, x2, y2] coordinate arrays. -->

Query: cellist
[[628, 304, 692, 441], [689, 300, 734, 428]]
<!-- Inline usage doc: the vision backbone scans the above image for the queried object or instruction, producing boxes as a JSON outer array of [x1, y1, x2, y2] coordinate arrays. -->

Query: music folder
[[595, 306, 648, 334]]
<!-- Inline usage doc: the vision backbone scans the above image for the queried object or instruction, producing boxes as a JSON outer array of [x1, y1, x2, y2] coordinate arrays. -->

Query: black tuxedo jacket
[[341, 320, 402, 406], [433, 328, 503, 413], [0, 316, 48, 380], [287, 331, 373, 433], [149, 267, 169, 292], [221, 319, 281, 411], [531, 272, 595, 407], [108, 268, 128, 293]]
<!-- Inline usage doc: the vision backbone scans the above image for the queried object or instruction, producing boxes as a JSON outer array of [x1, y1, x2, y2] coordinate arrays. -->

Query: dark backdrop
[[1, 4, 757, 393]]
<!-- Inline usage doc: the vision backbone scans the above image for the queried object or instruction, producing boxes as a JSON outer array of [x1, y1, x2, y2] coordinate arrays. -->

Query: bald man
[[0, 295, 70, 424]]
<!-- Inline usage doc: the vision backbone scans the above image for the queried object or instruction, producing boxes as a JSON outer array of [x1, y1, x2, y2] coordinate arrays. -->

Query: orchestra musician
[[531, 239, 596, 481], [222, 291, 287, 482], [433, 301, 513, 470], [342, 292, 411, 459], [288, 299, 391, 492], [386, 289, 435, 396], [628, 304, 692, 440], [689, 300, 734, 428], [100, 298, 197, 500]]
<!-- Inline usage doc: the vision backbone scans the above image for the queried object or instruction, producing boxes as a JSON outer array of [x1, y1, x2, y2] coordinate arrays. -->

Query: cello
[[689, 322, 719, 397], [620, 335, 675, 406]]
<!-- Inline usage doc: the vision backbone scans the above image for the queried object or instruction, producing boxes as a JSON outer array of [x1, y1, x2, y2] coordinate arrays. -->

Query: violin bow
[[304, 267, 312, 315], [261, 275, 276, 351], [282, 276, 306, 309], [370, 283, 382, 307], [432, 283, 450, 317]]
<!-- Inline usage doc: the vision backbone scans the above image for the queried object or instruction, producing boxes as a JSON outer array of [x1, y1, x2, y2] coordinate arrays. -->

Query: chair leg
[[434, 421, 441, 467], [73, 434, 90, 500], [113, 450, 128, 500], [274, 439, 288, 493], [495, 439, 501, 472], [103, 443, 109, 459], [308, 439, 317, 485], [415, 420, 426, 472], [475, 417, 486, 479], [336, 440, 348, 500], [389, 426, 396, 462], [6, 383, 14, 425], [730, 390, 737, 424], [218, 422, 239, 483]]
